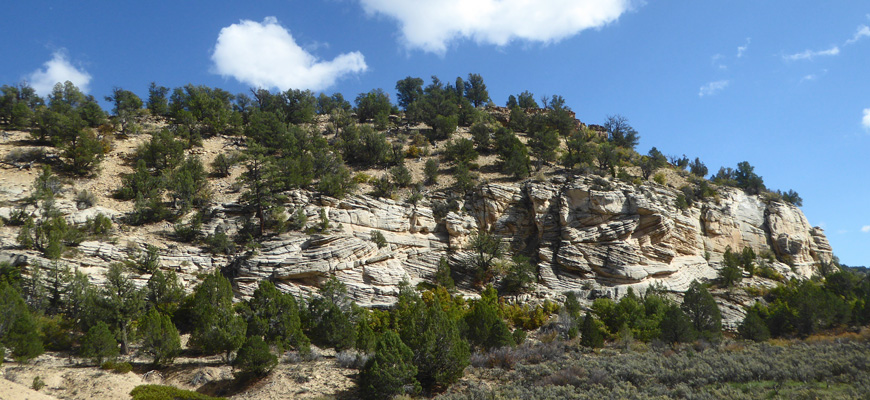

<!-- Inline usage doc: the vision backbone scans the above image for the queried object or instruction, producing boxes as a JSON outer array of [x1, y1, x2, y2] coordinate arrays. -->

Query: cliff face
[[0, 174, 832, 326]]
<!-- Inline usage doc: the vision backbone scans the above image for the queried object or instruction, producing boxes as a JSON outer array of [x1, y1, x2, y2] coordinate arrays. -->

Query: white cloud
[[845, 25, 870, 45], [737, 37, 750, 58], [800, 74, 816, 82], [784, 46, 840, 61], [862, 108, 870, 130], [698, 80, 729, 97], [861, 225, 870, 233], [211, 17, 367, 91], [357, 0, 635, 53], [27, 50, 92, 96]]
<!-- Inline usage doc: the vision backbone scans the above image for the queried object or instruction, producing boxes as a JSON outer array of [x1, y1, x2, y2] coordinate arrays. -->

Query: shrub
[[210, 152, 239, 177], [101, 360, 133, 374], [138, 309, 181, 366], [84, 213, 113, 237], [359, 331, 420, 400], [371, 230, 388, 249], [739, 306, 770, 342], [580, 312, 605, 348], [681, 281, 722, 341], [653, 172, 666, 185], [204, 229, 235, 255], [500, 256, 537, 294], [390, 164, 413, 188], [81, 322, 119, 365], [434, 256, 455, 290], [130, 385, 228, 400], [75, 189, 97, 209], [424, 159, 440, 185], [233, 336, 278, 380], [32, 376, 45, 391]]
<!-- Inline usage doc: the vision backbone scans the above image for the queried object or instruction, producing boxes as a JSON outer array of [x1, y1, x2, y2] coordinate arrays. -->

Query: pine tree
[[240, 280, 309, 353], [738, 306, 770, 342], [659, 303, 695, 343]]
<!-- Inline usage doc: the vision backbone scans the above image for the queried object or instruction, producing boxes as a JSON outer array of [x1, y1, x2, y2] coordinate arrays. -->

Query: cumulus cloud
[[211, 17, 367, 91], [698, 80, 729, 97], [784, 46, 840, 61], [27, 50, 91, 96], [863, 108, 870, 130], [357, 0, 635, 53], [845, 25, 870, 45], [862, 225, 870, 233]]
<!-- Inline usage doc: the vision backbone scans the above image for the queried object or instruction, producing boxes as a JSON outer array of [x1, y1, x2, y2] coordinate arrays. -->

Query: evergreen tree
[[138, 309, 181, 366], [101, 263, 144, 354], [580, 311, 604, 348], [659, 303, 695, 343], [738, 306, 770, 342], [464, 286, 514, 350], [681, 281, 722, 341], [0, 281, 44, 361], [233, 336, 278, 380], [80, 321, 118, 365], [189, 272, 246, 360], [434, 256, 454, 290], [463, 73, 490, 107], [424, 158, 440, 185], [240, 280, 309, 352], [307, 277, 357, 350], [359, 331, 420, 400]]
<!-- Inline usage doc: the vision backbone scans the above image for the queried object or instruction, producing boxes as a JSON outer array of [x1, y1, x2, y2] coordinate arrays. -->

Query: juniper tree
[[138, 309, 181, 366], [359, 331, 420, 400], [188, 271, 246, 360], [681, 281, 722, 341]]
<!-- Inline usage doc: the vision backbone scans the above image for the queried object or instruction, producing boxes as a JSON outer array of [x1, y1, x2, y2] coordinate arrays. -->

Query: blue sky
[[1, 1, 868, 266]]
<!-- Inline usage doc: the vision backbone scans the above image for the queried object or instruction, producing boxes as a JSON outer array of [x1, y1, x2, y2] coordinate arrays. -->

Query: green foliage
[[32, 376, 46, 391], [394, 285, 469, 392], [138, 309, 181, 366], [507, 106, 529, 132], [145, 268, 185, 317], [390, 163, 413, 187], [371, 230, 388, 249], [681, 281, 722, 341], [463, 230, 505, 285], [233, 336, 278, 380], [452, 162, 477, 194], [443, 138, 479, 165], [739, 305, 770, 342], [500, 256, 536, 294], [80, 321, 118, 365], [147, 83, 170, 117], [355, 88, 392, 123], [131, 384, 228, 400], [434, 256, 455, 290], [61, 128, 108, 175], [580, 311, 605, 348], [604, 114, 639, 149], [464, 286, 514, 351], [135, 129, 185, 173], [240, 280, 309, 353], [99, 263, 145, 354], [395, 76, 424, 111], [359, 331, 420, 400], [307, 277, 357, 350], [639, 147, 667, 180], [778, 189, 803, 206], [424, 158, 440, 185], [168, 84, 239, 137], [463, 73, 490, 107], [0, 281, 44, 361], [497, 130, 531, 179], [658, 303, 695, 343], [205, 229, 236, 255], [719, 247, 744, 287], [735, 161, 766, 195], [168, 156, 210, 211], [689, 157, 708, 177], [429, 114, 458, 142], [470, 122, 493, 152], [210, 151, 240, 177], [528, 127, 559, 170], [188, 272, 246, 359]]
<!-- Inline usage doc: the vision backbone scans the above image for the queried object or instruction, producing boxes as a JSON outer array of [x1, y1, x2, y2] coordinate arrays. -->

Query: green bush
[[101, 360, 133, 373], [580, 311, 604, 348], [359, 331, 420, 400], [424, 158, 440, 185], [130, 384, 228, 400], [371, 230, 388, 249], [233, 336, 278, 380], [81, 321, 119, 365], [138, 309, 181, 366]]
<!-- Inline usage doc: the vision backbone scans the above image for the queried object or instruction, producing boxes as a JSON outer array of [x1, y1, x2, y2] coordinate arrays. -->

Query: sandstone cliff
[[0, 171, 832, 327]]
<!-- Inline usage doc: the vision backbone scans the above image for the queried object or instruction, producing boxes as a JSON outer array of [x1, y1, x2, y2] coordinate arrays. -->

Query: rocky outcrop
[[0, 175, 832, 326]]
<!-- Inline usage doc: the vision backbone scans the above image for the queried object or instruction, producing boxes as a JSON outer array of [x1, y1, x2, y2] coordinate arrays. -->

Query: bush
[[233, 336, 278, 380], [130, 385, 228, 400], [101, 360, 133, 374], [434, 256, 455, 290], [738, 306, 770, 342], [500, 256, 537, 294], [580, 312, 605, 348], [210, 152, 239, 177], [138, 309, 181, 366], [81, 321, 119, 365], [359, 331, 420, 400], [653, 172, 666, 185], [390, 164, 413, 188], [424, 159, 440, 185], [75, 189, 97, 209], [84, 213, 113, 237], [32, 376, 45, 391], [371, 230, 388, 249]]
